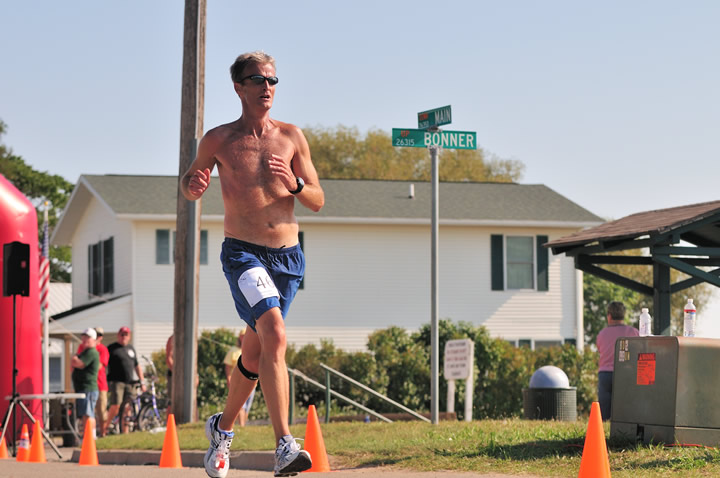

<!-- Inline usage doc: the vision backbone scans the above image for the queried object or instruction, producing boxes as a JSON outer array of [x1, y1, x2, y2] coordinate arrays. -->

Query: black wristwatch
[[290, 177, 305, 195]]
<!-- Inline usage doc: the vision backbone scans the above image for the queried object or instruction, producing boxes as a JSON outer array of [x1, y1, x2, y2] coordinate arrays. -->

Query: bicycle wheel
[[137, 398, 168, 431], [119, 397, 139, 433]]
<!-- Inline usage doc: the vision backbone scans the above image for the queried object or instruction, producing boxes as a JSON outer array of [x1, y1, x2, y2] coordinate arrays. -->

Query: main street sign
[[392, 128, 476, 150], [418, 105, 452, 129]]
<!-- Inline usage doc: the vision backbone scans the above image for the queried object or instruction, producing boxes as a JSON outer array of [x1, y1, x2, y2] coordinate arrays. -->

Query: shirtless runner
[[180, 51, 324, 478]]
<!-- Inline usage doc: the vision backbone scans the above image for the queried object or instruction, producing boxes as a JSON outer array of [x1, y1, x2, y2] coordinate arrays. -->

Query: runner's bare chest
[[216, 130, 295, 187]]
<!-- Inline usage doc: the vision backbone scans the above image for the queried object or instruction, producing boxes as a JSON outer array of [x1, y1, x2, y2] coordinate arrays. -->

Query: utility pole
[[173, 0, 205, 424]]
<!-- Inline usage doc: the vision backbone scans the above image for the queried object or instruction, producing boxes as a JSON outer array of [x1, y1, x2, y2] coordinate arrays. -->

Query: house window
[[156, 230, 170, 264], [535, 340, 562, 349], [49, 356, 63, 392], [88, 237, 114, 298], [490, 234, 549, 291], [506, 236, 534, 289], [513, 339, 563, 350], [156, 229, 208, 265]]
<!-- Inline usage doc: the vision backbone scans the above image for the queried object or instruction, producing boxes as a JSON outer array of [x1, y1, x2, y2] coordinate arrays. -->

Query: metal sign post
[[430, 139, 440, 425], [392, 106, 476, 425]]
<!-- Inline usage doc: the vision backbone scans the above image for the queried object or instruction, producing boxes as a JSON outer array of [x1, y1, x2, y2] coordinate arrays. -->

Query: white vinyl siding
[[64, 206, 584, 355]]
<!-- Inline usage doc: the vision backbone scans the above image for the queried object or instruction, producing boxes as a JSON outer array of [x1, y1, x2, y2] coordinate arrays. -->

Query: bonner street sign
[[392, 128, 477, 150]]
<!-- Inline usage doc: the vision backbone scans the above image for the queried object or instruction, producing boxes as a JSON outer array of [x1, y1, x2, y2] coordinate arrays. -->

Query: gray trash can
[[522, 365, 577, 421]]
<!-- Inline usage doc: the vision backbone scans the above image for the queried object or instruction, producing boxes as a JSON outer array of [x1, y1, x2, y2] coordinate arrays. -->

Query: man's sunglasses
[[239, 75, 279, 86]]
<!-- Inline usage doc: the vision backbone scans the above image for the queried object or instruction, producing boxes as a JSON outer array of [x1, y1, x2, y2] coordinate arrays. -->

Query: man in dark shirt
[[103, 326, 146, 434], [71, 328, 100, 435]]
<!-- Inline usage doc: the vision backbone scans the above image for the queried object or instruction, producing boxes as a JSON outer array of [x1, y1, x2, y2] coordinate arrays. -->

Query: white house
[[50, 175, 603, 371]]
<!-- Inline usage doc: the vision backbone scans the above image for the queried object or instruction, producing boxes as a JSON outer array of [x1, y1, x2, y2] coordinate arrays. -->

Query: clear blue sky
[[2, 0, 719, 222], [3, 1, 719, 327]]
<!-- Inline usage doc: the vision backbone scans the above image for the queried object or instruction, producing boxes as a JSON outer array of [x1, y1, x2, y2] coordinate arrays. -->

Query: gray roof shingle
[[82, 175, 602, 223], [546, 200, 720, 251]]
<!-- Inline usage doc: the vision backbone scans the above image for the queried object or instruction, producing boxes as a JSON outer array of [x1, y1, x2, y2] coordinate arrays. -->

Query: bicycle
[[108, 356, 169, 434]]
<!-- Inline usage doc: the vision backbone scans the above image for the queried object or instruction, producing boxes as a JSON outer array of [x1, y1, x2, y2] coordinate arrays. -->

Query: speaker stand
[[0, 294, 60, 458]]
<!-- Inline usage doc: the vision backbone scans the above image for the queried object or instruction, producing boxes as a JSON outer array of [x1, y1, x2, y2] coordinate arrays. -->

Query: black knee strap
[[237, 354, 259, 381]]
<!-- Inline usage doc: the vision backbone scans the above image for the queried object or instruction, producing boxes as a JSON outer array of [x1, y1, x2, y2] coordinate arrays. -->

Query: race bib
[[238, 267, 279, 307]]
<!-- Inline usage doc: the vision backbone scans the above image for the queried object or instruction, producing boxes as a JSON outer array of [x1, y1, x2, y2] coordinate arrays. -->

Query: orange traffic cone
[[303, 405, 330, 472], [78, 417, 99, 466], [16, 424, 30, 462], [578, 402, 611, 478], [0, 435, 9, 459], [28, 420, 47, 463], [159, 414, 183, 468]]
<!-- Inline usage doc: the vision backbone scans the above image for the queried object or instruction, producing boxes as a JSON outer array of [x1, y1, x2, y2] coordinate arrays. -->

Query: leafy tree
[[583, 248, 714, 343], [583, 273, 642, 346], [0, 119, 74, 281], [196, 328, 237, 409], [303, 126, 524, 183]]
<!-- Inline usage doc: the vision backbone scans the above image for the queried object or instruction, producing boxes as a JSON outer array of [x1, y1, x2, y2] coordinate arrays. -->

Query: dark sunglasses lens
[[249, 75, 278, 85]]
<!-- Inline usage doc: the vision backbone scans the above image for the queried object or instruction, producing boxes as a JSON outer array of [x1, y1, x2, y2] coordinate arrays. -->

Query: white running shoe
[[274, 435, 312, 477], [204, 413, 234, 478]]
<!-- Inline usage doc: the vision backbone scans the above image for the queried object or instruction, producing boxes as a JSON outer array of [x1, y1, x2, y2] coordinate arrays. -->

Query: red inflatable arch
[[0, 174, 42, 440]]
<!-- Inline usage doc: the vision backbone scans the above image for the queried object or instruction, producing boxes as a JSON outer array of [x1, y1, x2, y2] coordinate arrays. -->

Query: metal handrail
[[287, 367, 391, 423], [320, 363, 431, 423]]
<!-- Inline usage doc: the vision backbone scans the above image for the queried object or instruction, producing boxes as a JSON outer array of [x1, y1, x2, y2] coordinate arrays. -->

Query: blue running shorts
[[220, 238, 305, 331]]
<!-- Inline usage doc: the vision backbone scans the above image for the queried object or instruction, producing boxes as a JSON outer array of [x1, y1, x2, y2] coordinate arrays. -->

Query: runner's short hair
[[230, 51, 276, 83]]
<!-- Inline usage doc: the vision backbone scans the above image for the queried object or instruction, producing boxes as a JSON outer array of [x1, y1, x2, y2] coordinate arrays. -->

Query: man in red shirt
[[94, 327, 110, 436]]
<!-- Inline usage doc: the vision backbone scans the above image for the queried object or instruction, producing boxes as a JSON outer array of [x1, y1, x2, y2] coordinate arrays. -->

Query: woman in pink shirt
[[596, 301, 639, 420]]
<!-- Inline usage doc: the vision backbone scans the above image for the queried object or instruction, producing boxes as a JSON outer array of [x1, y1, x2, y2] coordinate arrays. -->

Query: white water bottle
[[639, 308, 652, 336], [683, 299, 696, 337]]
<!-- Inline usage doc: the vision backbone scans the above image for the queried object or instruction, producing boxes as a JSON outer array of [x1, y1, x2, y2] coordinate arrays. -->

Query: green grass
[[96, 419, 720, 477]]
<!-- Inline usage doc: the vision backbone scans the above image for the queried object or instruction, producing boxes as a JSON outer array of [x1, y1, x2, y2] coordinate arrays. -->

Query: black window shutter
[[491, 234, 504, 291], [87, 245, 93, 296], [200, 230, 208, 265], [103, 237, 114, 294], [536, 235, 549, 291]]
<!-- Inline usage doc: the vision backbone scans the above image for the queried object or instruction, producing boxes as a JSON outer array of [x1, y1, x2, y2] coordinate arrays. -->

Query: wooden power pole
[[173, 0, 206, 424]]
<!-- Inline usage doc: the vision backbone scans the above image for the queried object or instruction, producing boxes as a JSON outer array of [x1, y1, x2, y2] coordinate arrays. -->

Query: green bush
[[149, 328, 268, 420], [149, 320, 599, 422], [287, 320, 598, 420]]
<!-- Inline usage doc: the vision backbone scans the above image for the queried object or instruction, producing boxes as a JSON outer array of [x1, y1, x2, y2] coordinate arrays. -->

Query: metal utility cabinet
[[610, 336, 720, 445]]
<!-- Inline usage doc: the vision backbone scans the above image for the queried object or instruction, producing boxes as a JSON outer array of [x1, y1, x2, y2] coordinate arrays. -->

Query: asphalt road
[[0, 446, 541, 478], [0, 461, 532, 478]]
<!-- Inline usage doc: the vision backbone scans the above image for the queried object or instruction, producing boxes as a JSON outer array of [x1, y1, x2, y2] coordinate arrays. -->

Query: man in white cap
[[71, 328, 100, 428]]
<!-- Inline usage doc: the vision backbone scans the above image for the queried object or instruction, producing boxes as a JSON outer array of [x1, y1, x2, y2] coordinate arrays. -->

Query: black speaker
[[3, 242, 30, 297]]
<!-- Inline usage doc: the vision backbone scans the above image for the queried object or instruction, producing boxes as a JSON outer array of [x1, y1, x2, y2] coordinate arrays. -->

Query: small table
[[2, 392, 86, 459]]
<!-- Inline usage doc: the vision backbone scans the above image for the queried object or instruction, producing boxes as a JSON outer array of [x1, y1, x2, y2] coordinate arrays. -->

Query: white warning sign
[[443, 339, 474, 380]]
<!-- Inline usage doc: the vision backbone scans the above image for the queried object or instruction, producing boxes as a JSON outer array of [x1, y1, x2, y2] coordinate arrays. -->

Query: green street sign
[[392, 128, 477, 150], [418, 105, 452, 129]]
